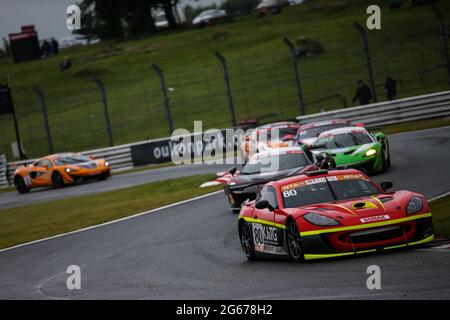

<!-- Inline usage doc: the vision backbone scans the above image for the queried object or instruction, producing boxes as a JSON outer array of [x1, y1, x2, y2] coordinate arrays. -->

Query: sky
[[0, 0, 225, 47]]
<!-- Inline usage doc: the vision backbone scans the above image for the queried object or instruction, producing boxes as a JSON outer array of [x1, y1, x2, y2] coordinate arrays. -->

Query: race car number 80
[[283, 189, 297, 198], [252, 223, 265, 247]]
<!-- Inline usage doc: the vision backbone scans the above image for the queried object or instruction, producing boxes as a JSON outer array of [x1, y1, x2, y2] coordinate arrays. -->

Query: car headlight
[[365, 149, 377, 157], [406, 196, 423, 214], [303, 212, 341, 226], [65, 168, 74, 173], [105, 162, 109, 167]]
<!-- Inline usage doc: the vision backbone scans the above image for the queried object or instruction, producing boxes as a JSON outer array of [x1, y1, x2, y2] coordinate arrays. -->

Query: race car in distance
[[294, 119, 352, 147], [200, 147, 335, 213], [310, 126, 390, 174], [13, 153, 110, 193], [238, 169, 434, 261], [240, 121, 300, 161]]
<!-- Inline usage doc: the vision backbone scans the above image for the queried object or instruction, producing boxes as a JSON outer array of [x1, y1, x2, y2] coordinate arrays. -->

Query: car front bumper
[[301, 213, 433, 260]]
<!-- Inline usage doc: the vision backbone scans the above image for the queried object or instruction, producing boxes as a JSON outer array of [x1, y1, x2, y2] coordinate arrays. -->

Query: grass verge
[[378, 117, 450, 135], [431, 195, 450, 237], [0, 173, 221, 250]]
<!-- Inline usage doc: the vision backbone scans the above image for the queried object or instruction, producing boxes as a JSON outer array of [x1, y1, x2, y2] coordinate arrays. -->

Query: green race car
[[308, 126, 390, 173]]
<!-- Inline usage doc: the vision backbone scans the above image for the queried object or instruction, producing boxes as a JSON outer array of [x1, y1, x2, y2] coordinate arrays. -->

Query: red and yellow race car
[[238, 169, 433, 261], [13, 153, 111, 193]]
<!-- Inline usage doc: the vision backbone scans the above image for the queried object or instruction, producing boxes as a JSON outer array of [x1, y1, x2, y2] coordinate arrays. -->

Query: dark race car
[[200, 147, 335, 213], [238, 169, 433, 261]]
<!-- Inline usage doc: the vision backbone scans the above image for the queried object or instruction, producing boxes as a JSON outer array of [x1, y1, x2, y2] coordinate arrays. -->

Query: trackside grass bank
[[1, 0, 449, 159], [430, 195, 450, 237], [0, 173, 221, 250]]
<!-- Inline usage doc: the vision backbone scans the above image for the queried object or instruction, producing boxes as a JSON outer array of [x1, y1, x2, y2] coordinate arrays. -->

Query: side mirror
[[315, 154, 324, 162], [228, 167, 237, 175], [255, 200, 274, 212], [43, 164, 49, 170], [380, 180, 393, 192], [375, 132, 386, 142]]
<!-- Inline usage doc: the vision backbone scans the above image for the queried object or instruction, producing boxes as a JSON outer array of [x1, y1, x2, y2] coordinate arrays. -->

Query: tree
[[123, 0, 157, 37], [95, 0, 124, 39], [221, 0, 259, 15], [159, 0, 179, 28]]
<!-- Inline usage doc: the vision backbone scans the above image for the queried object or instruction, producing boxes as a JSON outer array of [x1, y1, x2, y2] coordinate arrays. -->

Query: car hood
[[284, 193, 407, 222], [312, 142, 379, 156]]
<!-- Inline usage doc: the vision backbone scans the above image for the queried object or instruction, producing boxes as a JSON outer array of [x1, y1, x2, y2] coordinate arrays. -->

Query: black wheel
[[286, 220, 304, 262], [381, 145, 391, 172], [52, 171, 65, 188], [239, 221, 257, 261], [97, 173, 108, 181], [14, 176, 29, 194]]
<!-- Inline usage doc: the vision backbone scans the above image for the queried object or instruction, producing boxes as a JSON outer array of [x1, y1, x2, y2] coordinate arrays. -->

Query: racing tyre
[[286, 220, 304, 262], [239, 221, 257, 261], [14, 176, 29, 194], [52, 171, 65, 188], [381, 146, 391, 172], [97, 173, 108, 181]]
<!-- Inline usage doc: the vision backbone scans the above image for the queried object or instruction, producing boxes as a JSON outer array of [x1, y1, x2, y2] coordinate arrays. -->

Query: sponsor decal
[[360, 215, 390, 223], [252, 223, 279, 251]]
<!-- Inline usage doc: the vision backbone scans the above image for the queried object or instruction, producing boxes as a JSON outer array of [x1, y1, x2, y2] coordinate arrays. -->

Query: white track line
[[429, 191, 450, 202], [0, 190, 223, 254]]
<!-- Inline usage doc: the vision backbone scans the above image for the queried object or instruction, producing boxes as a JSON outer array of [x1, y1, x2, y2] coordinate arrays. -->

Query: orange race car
[[13, 153, 111, 193], [240, 122, 300, 161]]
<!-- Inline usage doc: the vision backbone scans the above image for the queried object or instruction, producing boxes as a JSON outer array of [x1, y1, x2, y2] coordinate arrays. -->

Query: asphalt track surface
[[0, 126, 449, 299]]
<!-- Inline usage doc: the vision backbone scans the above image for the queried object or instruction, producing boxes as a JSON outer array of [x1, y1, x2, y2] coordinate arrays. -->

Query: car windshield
[[314, 131, 373, 149], [54, 155, 90, 165], [296, 123, 348, 139], [241, 152, 310, 175], [281, 175, 381, 208]]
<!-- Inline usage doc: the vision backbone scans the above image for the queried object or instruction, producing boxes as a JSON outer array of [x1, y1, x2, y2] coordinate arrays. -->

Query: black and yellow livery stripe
[[299, 212, 431, 236], [303, 235, 434, 260]]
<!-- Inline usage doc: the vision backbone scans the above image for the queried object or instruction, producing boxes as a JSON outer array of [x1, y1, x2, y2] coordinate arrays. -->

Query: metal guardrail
[[0, 154, 8, 188], [4, 90, 450, 187], [296, 90, 450, 128]]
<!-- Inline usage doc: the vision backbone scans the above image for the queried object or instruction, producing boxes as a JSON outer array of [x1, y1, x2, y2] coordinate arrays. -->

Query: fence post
[[32, 85, 54, 154], [151, 64, 174, 135], [353, 22, 377, 103], [432, 6, 450, 84], [92, 76, 114, 147], [282, 37, 306, 116], [214, 51, 237, 128]]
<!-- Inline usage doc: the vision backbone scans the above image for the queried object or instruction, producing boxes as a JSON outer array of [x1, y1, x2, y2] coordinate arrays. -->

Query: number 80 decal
[[283, 189, 297, 198]]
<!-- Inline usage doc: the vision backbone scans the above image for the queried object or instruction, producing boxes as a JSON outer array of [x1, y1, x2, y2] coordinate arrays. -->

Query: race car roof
[[317, 126, 369, 137], [299, 119, 350, 130], [269, 168, 370, 189], [257, 121, 299, 129]]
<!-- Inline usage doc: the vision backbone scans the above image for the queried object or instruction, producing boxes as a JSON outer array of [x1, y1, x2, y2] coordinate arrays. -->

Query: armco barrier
[[296, 90, 450, 127], [0, 154, 7, 188], [4, 90, 450, 186]]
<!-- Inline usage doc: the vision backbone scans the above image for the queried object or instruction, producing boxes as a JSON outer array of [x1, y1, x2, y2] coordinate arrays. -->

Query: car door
[[251, 186, 280, 252], [28, 159, 53, 186]]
